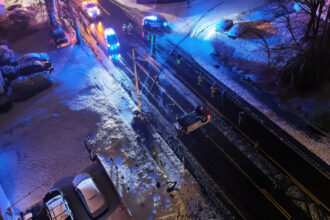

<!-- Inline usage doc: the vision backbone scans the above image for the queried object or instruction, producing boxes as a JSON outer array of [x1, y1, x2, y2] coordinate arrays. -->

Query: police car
[[82, 1, 100, 19], [104, 28, 120, 59], [175, 106, 211, 134], [142, 15, 168, 30]]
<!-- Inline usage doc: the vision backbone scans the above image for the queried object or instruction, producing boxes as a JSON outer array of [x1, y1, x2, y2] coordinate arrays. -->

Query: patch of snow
[[216, 19, 233, 32]]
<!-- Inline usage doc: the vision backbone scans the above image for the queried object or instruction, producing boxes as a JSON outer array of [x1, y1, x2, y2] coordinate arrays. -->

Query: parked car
[[6, 4, 31, 23], [104, 28, 120, 59], [72, 173, 107, 219], [17, 60, 52, 75], [21, 208, 34, 220], [175, 106, 211, 134], [16, 53, 50, 66], [43, 189, 74, 220], [1, 65, 18, 81], [82, 1, 101, 19], [6, 4, 23, 11], [142, 15, 168, 30]]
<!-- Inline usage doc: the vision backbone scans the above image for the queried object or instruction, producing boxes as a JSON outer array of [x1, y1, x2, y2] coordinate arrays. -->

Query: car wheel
[[201, 116, 207, 123]]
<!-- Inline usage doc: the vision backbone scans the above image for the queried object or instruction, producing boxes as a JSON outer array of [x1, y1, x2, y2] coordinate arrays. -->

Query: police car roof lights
[[104, 28, 115, 36], [145, 15, 158, 21]]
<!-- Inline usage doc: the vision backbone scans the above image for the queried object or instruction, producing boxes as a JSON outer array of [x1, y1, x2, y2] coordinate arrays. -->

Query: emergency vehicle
[[104, 28, 120, 59], [82, 1, 101, 19]]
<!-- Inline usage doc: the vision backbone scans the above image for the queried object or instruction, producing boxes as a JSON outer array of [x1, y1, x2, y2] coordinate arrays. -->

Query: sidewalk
[[113, 0, 330, 166], [0, 185, 19, 220]]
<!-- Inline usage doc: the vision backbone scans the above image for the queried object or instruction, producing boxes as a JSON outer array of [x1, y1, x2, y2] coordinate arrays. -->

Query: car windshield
[[106, 35, 117, 44]]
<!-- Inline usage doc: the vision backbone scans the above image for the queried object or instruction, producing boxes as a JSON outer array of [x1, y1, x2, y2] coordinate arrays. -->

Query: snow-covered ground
[[113, 0, 330, 165], [0, 22, 219, 220]]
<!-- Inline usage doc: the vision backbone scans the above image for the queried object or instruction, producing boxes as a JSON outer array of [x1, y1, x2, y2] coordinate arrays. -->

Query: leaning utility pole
[[132, 47, 141, 110]]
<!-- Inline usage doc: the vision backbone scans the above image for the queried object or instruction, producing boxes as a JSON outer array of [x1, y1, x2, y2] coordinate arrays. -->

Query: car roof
[[145, 15, 158, 21], [74, 174, 106, 215], [104, 28, 116, 36], [45, 194, 72, 220]]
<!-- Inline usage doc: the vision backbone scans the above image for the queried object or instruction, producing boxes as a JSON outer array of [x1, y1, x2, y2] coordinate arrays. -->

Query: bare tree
[[295, 0, 327, 39], [278, 0, 330, 91]]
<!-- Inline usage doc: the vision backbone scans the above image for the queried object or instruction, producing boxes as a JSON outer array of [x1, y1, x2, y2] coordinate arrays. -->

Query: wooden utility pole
[[132, 47, 141, 110]]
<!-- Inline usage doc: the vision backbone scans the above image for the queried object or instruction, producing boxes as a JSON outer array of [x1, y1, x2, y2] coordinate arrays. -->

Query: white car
[[82, 1, 100, 19], [104, 28, 120, 59], [142, 15, 168, 29], [72, 173, 107, 219], [175, 106, 211, 134], [43, 189, 74, 220]]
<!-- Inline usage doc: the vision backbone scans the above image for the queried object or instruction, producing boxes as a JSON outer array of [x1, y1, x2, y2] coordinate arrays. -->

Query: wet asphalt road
[[73, 0, 329, 219]]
